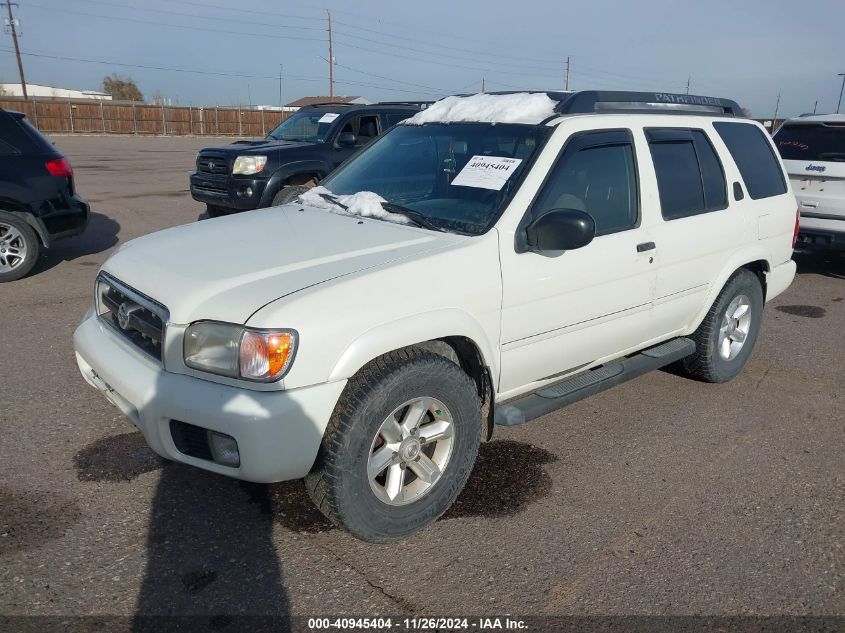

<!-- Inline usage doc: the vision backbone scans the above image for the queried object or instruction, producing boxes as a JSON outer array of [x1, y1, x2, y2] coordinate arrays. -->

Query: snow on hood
[[403, 93, 558, 125], [298, 186, 412, 225]]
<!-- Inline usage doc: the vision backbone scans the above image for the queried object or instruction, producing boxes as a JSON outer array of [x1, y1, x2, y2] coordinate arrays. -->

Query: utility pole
[[773, 93, 781, 127], [2, 1, 27, 99], [564, 56, 570, 91], [837, 73, 845, 114], [278, 64, 283, 110], [813, 100, 818, 115], [685, 76, 691, 95], [481, 77, 485, 93], [326, 9, 334, 98]]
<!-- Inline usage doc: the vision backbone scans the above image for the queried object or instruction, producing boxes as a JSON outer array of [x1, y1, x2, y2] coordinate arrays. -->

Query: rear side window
[[774, 123, 845, 162], [646, 128, 727, 220], [714, 121, 787, 200]]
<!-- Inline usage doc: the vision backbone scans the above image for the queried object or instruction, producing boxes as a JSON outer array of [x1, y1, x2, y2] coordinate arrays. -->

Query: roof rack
[[375, 100, 435, 107], [553, 91, 742, 116], [302, 102, 357, 108]]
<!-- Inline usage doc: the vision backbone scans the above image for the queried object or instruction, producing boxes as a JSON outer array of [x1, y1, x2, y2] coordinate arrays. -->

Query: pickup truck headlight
[[184, 321, 297, 382], [232, 155, 267, 175]]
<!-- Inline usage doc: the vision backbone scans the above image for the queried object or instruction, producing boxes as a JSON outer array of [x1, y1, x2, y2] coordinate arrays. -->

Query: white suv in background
[[774, 114, 845, 250], [74, 91, 797, 542]]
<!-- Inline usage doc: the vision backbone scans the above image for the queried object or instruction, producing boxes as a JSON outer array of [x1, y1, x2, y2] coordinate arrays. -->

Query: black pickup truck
[[189, 102, 422, 217]]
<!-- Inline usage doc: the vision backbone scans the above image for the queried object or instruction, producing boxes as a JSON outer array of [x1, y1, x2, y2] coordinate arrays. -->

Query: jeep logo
[[806, 164, 826, 173]]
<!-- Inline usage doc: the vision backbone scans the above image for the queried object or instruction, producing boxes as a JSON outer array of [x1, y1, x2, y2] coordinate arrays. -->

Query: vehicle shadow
[[793, 247, 845, 280], [31, 211, 120, 275]]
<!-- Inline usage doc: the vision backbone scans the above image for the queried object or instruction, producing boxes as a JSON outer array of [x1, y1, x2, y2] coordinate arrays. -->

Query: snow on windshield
[[298, 186, 412, 225], [403, 93, 558, 126]]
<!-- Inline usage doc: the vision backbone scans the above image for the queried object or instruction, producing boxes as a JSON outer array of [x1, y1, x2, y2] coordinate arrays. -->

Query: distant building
[[0, 83, 112, 100], [284, 95, 370, 110]]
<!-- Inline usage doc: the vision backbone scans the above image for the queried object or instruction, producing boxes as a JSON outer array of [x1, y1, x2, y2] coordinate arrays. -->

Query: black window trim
[[645, 126, 729, 221], [713, 120, 788, 201], [518, 128, 641, 250]]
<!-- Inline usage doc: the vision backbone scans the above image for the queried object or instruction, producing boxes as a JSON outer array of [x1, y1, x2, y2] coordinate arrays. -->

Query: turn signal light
[[792, 207, 800, 249], [239, 331, 296, 381]]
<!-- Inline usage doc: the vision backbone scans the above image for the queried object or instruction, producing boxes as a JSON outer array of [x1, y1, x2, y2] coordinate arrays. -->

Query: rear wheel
[[678, 269, 764, 383], [306, 348, 481, 543], [0, 212, 40, 282]]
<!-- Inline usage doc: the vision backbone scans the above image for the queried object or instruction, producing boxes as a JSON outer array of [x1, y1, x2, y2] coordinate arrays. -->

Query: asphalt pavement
[[0, 135, 842, 630]]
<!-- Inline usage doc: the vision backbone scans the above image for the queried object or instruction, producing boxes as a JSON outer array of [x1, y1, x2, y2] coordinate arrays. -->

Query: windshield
[[319, 123, 551, 234], [267, 111, 340, 142], [775, 123, 845, 162]]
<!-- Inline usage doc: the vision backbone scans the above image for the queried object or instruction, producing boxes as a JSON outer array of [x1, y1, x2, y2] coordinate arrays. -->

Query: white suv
[[773, 114, 845, 250], [74, 91, 798, 542]]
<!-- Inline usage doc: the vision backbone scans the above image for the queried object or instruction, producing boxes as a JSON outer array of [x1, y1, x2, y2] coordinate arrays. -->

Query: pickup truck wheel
[[271, 185, 310, 207], [306, 348, 481, 542], [0, 213, 40, 282], [203, 204, 229, 219], [678, 269, 764, 383]]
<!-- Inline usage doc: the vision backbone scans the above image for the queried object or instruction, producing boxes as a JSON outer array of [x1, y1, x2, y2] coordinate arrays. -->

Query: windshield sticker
[[451, 155, 523, 190], [318, 112, 340, 124]]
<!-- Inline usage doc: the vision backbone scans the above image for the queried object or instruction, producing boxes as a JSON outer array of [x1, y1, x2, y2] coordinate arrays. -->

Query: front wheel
[[306, 348, 481, 542], [678, 269, 764, 383], [0, 212, 40, 282]]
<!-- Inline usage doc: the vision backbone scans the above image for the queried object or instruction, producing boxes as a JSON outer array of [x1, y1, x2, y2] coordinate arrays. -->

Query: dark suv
[[189, 102, 422, 217], [0, 108, 89, 281]]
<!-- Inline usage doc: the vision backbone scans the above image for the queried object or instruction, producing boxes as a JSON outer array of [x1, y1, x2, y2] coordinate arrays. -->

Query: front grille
[[170, 420, 213, 461], [196, 153, 230, 175], [96, 273, 168, 363]]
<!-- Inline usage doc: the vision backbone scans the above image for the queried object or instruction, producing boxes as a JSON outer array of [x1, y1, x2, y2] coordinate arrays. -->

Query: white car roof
[[782, 113, 845, 124]]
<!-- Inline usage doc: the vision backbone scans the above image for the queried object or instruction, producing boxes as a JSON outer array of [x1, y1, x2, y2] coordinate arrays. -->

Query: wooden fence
[[0, 97, 292, 137]]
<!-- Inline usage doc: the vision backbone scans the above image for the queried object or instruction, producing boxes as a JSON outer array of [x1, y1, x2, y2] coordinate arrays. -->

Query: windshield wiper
[[319, 192, 348, 210], [381, 202, 446, 232]]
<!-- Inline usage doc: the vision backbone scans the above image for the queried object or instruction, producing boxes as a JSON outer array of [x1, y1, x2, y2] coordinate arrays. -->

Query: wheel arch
[[688, 250, 771, 333], [258, 160, 328, 207]]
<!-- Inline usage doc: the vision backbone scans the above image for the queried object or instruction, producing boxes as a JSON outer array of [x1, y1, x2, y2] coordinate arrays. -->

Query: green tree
[[102, 73, 144, 102]]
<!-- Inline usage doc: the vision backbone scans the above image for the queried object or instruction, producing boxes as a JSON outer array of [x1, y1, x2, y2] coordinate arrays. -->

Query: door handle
[[636, 242, 656, 252]]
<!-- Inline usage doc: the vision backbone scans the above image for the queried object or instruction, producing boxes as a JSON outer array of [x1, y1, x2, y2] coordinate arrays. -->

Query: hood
[[201, 138, 313, 154], [101, 205, 459, 324]]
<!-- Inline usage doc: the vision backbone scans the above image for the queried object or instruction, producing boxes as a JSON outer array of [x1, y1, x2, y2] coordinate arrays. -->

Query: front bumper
[[189, 172, 270, 211], [73, 313, 347, 482]]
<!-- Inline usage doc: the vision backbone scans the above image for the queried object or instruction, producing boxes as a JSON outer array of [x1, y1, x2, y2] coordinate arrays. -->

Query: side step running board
[[494, 337, 696, 427]]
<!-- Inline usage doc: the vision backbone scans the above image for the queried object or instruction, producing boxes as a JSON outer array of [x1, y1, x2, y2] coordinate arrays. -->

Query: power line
[[21, 3, 326, 43]]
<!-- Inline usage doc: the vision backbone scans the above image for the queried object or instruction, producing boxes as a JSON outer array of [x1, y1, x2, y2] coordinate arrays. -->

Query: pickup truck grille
[[196, 154, 230, 175], [96, 273, 169, 363]]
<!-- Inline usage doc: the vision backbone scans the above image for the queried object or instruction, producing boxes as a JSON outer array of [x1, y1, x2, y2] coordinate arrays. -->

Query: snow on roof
[[403, 93, 558, 126]]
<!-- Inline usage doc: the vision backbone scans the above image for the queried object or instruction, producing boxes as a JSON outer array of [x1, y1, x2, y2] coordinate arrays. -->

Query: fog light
[[243, 186, 253, 197], [208, 431, 240, 467]]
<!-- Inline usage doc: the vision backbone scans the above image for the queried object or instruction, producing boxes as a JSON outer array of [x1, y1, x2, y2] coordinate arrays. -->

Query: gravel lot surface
[[1, 135, 842, 628]]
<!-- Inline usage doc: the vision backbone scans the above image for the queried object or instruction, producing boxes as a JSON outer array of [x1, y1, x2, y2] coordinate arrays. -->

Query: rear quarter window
[[713, 121, 787, 200], [774, 123, 845, 162], [0, 112, 53, 155]]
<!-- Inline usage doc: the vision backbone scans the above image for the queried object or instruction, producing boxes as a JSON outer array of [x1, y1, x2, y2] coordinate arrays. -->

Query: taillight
[[45, 157, 73, 178], [792, 207, 800, 249]]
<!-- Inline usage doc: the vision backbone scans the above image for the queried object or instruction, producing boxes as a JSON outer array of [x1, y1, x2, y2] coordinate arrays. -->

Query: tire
[[306, 347, 482, 543], [203, 204, 230, 219], [271, 184, 311, 207], [0, 212, 40, 282], [678, 269, 764, 383]]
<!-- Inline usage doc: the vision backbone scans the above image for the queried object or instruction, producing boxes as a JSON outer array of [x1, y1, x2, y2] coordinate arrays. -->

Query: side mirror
[[338, 132, 357, 147], [524, 209, 596, 252]]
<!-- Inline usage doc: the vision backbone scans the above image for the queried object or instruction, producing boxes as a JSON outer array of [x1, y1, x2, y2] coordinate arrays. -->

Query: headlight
[[184, 321, 297, 382], [232, 155, 267, 175]]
